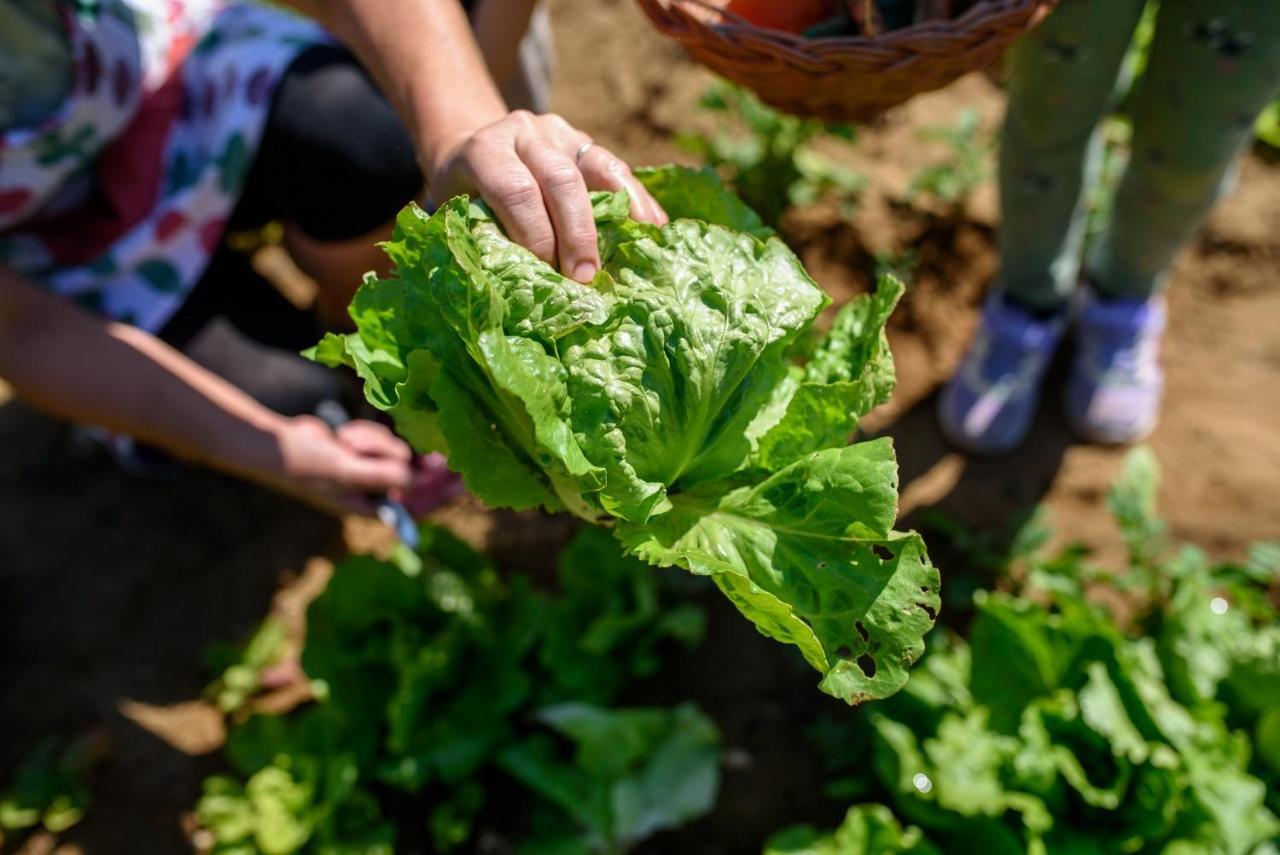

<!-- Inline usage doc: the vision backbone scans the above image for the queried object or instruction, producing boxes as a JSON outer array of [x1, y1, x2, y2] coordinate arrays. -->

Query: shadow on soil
[[0, 401, 342, 853]]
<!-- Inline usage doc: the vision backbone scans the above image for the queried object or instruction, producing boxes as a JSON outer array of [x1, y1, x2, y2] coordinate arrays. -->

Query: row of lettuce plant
[[767, 449, 1280, 854], [195, 525, 719, 854]]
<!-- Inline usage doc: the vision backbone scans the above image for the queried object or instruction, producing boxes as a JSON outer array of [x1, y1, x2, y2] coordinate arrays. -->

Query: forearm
[[292, 0, 509, 171], [0, 270, 284, 478]]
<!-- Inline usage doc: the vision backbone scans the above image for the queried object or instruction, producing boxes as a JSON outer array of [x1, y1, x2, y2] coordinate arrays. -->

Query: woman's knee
[[265, 46, 422, 241]]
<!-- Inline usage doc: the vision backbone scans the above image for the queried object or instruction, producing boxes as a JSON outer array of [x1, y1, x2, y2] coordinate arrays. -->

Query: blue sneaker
[[939, 291, 1067, 455], [1064, 289, 1166, 444]]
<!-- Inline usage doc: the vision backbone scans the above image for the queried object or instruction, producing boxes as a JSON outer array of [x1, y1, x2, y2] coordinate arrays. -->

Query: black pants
[[159, 45, 422, 351]]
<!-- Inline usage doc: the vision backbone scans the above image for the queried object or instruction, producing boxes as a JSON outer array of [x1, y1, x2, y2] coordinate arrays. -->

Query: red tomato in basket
[[724, 0, 838, 33]]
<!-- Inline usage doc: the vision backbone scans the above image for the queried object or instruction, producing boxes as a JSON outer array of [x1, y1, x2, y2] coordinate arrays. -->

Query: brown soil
[[2, 1, 1278, 853]]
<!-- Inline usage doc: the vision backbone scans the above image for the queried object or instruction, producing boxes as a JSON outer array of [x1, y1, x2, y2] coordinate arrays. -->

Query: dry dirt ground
[[2, 0, 1278, 852]]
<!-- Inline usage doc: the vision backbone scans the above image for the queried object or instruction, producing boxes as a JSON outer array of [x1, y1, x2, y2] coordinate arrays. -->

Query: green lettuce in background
[[499, 702, 721, 854], [773, 448, 1280, 855], [0, 736, 96, 848], [307, 165, 938, 705], [195, 525, 716, 854]]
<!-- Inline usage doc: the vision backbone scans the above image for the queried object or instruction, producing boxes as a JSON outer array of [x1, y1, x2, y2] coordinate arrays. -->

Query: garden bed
[[1, 0, 1278, 851]]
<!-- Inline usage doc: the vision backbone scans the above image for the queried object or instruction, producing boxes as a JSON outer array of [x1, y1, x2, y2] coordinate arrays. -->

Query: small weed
[[679, 80, 866, 226], [873, 247, 920, 286], [906, 108, 992, 213]]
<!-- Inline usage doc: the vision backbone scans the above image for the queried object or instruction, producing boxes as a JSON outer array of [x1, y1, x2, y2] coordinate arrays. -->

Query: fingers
[[514, 131, 601, 282], [322, 420, 413, 491], [576, 145, 668, 226], [334, 451, 414, 493], [267, 416, 410, 518], [468, 138, 559, 268], [540, 114, 667, 227], [336, 420, 412, 463], [456, 111, 665, 281]]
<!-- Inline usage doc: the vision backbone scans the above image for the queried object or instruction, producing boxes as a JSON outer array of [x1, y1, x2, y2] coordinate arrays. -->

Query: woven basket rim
[[634, 0, 1057, 121], [654, 0, 1051, 48]]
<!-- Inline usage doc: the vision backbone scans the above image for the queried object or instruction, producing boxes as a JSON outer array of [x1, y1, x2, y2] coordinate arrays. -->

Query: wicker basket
[[633, 0, 1057, 122]]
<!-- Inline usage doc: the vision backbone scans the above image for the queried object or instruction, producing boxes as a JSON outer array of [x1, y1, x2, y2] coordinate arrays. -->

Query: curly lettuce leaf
[[765, 804, 939, 855], [744, 276, 904, 473], [308, 166, 936, 704], [618, 440, 939, 704], [560, 214, 826, 520], [635, 164, 774, 239]]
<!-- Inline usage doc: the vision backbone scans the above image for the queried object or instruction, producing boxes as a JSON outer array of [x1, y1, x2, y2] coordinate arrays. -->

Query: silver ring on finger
[[574, 140, 596, 165]]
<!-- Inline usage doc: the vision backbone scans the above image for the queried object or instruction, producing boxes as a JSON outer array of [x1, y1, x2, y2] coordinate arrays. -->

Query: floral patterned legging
[[999, 0, 1280, 310]]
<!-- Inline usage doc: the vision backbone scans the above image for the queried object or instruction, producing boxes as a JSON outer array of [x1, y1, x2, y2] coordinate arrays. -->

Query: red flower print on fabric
[[155, 209, 188, 241], [0, 188, 33, 215], [199, 217, 228, 253]]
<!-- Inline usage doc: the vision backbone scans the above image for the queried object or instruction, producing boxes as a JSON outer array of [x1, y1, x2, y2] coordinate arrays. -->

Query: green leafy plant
[[308, 165, 938, 705], [1256, 98, 1280, 151], [774, 448, 1280, 853], [0, 735, 98, 847], [538, 527, 705, 704], [196, 525, 717, 854], [499, 703, 721, 854], [872, 248, 920, 288], [205, 616, 289, 715], [1106, 445, 1165, 580], [765, 804, 937, 855], [196, 722, 394, 855], [906, 109, 991, 213], [678, 80, 866, 226]]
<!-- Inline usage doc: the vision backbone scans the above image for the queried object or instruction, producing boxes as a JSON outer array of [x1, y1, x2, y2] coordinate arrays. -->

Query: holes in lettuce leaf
[[856, 653, 877, 678]]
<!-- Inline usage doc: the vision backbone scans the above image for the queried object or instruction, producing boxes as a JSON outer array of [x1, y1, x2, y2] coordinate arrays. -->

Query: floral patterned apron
[[0, 0, 325, 332]]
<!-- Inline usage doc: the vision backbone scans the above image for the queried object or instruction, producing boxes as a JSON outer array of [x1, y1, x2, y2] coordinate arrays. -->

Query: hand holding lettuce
[[308, 165, 939, 704]]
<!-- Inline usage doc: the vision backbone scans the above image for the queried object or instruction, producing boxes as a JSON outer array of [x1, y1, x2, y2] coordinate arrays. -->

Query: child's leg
[[998, 0, 1148, 312], [939, 0, 1148, 454], [1086, 2, 1280, 299]]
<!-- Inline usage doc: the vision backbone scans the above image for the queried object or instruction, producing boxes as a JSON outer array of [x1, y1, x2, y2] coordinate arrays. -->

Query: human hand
[[258, 415, 416, 516], [427, 110, 668, 282]]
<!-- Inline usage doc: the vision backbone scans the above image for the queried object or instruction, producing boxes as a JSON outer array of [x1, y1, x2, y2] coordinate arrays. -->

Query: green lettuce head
[[308, 166, 939, 704]]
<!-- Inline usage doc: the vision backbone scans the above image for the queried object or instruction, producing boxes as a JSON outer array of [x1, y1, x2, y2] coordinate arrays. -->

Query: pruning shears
[[314, 400, 421, 551]]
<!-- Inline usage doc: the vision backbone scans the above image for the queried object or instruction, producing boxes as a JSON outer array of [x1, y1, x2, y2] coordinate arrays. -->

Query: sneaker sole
[[1063, 403, 1158, 446]]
